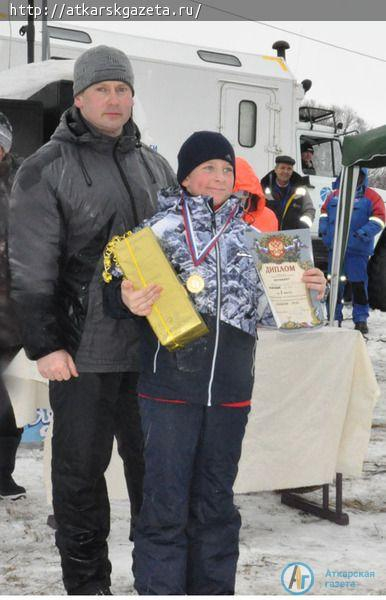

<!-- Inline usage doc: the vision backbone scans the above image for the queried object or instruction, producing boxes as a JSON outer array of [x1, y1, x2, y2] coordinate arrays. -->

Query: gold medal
[[186, 273, 205, 294]]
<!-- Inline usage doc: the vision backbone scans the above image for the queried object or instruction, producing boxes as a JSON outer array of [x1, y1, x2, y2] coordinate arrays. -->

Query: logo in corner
[[281, 562, 315, 594]]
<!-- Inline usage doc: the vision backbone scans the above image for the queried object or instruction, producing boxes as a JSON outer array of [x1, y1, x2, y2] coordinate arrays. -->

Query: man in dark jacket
[[301, 142, 316, 175], [0, 112, 25, 500], [261, 155, 315, 230], [9, 46, 175, 595]]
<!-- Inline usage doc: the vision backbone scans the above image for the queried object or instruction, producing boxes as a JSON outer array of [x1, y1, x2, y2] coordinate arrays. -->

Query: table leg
[[280, 473, 349, 526]]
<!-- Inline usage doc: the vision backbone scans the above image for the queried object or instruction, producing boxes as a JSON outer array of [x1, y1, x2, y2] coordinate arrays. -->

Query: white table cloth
[[5, 326, 379, 499]]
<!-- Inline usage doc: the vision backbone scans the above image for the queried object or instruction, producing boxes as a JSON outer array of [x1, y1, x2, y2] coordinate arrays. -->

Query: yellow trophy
[[103, 227, 208, 351]]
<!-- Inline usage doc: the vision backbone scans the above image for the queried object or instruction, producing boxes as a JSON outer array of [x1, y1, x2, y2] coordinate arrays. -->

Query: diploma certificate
[[246, 228, 324, 330]]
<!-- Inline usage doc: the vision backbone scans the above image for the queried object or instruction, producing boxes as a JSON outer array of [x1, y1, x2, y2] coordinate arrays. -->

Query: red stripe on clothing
[[138, 393, 187, 404], [321, 189, 338, 212], [220, 400, 251, 408], [139, 394, 251, 407], [365, 188, 386, 222]]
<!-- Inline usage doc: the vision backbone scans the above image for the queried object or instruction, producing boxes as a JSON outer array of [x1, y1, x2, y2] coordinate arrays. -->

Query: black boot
[[69, 582, 112, 595], [47, 514, 58, 529], [355, 321, 369, 335], [0, 436, 26, 499]]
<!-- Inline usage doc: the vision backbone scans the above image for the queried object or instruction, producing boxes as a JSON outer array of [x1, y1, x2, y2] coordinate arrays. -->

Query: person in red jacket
[[233, 157, 278, 232]]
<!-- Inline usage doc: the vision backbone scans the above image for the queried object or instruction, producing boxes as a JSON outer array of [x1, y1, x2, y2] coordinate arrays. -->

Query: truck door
[[220, 83, 278, 178], [296, 132, 343, 228]]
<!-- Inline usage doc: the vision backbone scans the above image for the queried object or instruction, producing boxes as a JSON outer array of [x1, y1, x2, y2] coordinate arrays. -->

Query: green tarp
[[328, 124, 386, 324], [342, 125, 386, 168]]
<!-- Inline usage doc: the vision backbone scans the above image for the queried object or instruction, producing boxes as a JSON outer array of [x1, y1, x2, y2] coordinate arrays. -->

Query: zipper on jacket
[[76, 147, 92, 186], [251, 335, 257, 377], [113, 145, 140, 226], [207, 209, 222, 407], [139, 149, 156, 183], [153, 341, 161, 374]]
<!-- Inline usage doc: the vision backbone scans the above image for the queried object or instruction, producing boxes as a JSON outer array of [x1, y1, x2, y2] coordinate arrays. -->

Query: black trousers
[[0, 374, 23, 479], [0, 346, 23, 440], [133, 399, 250, 595], [49, 372, 144, 595], [0, 376, 23, 438]]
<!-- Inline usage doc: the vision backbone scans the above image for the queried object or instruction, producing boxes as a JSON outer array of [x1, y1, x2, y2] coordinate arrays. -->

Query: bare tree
[[330, 104, 367, 134], [302, 100, 386, 189], [368, 167, 386, 190], [302, 99, 367, 133]]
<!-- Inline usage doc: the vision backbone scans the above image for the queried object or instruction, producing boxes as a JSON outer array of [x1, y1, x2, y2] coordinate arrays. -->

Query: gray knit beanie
[[73, 45, 135, 96], [0, 112, 12, 154]]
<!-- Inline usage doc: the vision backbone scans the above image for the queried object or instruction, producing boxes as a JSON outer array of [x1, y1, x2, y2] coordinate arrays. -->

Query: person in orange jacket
[[233, 156, 278, 232]]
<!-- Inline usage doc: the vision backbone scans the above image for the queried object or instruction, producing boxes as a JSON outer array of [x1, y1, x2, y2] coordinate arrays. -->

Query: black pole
[[27, 0, 35, 63], [322, 484, 329, 511], [41, 0, 49, 60], [336, 472, 343, 515]]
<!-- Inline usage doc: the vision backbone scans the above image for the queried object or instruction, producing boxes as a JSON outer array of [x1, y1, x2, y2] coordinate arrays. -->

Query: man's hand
[[37, 350, 79, 381], [121, 280, 162, 316], [302, 267, 327, 300]]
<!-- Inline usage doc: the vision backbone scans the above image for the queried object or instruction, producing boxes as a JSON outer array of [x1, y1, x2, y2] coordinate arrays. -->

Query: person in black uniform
[[0, 112, 25, 500]]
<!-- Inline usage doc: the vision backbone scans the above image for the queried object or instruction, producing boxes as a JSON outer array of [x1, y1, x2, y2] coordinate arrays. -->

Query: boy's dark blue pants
[[133, 398, 250, 595]]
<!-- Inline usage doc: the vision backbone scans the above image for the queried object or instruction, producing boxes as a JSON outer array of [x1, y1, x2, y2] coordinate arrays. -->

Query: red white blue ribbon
[[181, 194, 238, 266]]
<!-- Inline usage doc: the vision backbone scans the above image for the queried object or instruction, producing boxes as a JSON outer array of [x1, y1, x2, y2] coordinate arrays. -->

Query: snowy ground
[[1, 310, 386, 596]]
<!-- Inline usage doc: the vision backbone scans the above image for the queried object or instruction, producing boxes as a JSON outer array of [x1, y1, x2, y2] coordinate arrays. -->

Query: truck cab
[[296, 107, 344, 269]]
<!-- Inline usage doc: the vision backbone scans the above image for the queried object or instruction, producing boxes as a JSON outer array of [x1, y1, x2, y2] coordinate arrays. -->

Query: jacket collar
[[51, 106, 140, 154], [157, 186, 242, 221], [262, 169, 309, 190]]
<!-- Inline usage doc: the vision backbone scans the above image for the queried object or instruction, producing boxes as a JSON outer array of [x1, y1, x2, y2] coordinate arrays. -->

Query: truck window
[[197, 50, 241, 67], [46, 26, 92, 44], [238, 100, 257, 148], [300, 137, 342, 178]]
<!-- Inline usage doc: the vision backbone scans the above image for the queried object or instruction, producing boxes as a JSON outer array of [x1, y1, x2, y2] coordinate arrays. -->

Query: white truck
[[0, 22, 345, 266]]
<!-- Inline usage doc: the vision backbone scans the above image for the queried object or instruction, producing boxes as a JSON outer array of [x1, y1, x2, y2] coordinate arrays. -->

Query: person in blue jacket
[[319, 168, 385, 333], [104, 131, 327, 595]]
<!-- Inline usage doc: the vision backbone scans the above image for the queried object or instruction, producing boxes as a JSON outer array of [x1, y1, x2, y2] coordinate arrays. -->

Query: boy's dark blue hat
[[177, 131, 235, 185]]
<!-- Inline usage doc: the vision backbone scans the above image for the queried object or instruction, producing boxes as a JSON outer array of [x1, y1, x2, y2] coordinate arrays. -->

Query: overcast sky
[[77, 20, 386, 129]]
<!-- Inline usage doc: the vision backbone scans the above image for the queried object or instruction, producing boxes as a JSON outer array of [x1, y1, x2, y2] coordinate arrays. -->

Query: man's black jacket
[[9, 107, 176, 371], [261, 169, 315, 230]]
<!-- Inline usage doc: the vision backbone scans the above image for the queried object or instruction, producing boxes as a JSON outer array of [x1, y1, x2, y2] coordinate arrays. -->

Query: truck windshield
[[300, 136, 342, 178]]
